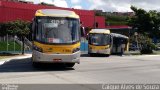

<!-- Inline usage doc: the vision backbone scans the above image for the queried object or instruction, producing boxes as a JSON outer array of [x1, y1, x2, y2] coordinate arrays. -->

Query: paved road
[[0, 54, 160, 84]]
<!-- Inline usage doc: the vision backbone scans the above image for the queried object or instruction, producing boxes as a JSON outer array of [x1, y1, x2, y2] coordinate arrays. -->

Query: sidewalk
[[124, 50, 160, 56], [0, 54, 32, 65]]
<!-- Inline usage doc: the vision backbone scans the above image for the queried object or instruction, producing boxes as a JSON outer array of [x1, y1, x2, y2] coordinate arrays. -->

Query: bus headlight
[[72, 48, 80, 53], [33, 45, 43, 52], [105, 45, 110, 49]]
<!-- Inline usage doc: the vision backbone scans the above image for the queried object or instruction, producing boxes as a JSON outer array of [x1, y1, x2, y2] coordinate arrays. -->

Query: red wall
[[95, 16, 105, 28], [0, 2, 2, 22], [0, 6, 35, 22], [0, 1, 105, 28]]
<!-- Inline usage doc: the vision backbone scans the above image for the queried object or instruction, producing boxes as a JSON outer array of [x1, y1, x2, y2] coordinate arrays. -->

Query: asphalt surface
[[0, 54, 160, 84]]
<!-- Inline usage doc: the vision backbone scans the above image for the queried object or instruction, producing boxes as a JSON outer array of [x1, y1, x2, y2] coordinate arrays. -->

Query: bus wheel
[[89, 53, 94, 57], [65, 63, 75, 68]]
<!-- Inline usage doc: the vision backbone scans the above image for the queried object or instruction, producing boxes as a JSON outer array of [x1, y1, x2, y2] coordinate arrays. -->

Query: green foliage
[[128, 6, 160, 38], [130, 34, 154, 54], [0, 20, 31, 54], [5, 20, 30, 36], [138, 34, 153, 52], [106, 15, 128, 25], [94, 11, 129, 25], [140, 48, 153, 54], [128, 6, 160, 54], [106, 15, 128, 21], [107, 20, 127, 25]]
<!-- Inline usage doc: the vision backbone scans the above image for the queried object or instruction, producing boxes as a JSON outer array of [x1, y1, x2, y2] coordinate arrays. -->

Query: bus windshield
[[35, 17, 80, 44], [89, 33, 111, 46]]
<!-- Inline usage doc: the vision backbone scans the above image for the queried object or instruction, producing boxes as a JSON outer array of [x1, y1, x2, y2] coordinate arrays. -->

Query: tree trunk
[[22, 36, 25, 55]]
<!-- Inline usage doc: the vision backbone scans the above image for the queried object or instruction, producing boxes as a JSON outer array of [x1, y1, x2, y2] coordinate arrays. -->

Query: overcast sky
[[32, 0, 160, 12]]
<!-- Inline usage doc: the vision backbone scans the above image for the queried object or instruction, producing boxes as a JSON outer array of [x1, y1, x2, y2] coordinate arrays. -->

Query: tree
[[129, 34, 155, 54], [128, 6, 160, 38], [128, 6, 160, 54], [5, 20, 30, 54]]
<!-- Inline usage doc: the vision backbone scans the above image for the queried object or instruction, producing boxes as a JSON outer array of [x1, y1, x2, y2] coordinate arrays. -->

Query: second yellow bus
[[88, 29, 112, 56]]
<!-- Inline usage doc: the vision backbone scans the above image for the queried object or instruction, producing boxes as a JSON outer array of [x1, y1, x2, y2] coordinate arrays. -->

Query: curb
[[0, 54, 32, 65], [124, 54, 160, 57], [141, 55, 160, 57]]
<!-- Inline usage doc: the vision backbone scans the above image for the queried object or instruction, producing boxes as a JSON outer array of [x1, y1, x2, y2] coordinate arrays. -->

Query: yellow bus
[[31, 9, 81, 67], [88, 29, 112, 56], [88, 29, 129, 56]]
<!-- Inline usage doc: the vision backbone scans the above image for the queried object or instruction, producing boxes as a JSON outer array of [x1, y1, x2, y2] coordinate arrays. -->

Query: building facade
[[0, 1, 105, 29]]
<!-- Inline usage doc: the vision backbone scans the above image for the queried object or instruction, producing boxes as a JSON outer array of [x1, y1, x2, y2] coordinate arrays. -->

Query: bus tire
[[65, 63, 75, 68], [89, 53, 94, 57]]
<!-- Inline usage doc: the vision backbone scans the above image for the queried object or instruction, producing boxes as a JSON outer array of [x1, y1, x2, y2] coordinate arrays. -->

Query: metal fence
[[0, 35, 31, 54], [0, 36, 88, 54]]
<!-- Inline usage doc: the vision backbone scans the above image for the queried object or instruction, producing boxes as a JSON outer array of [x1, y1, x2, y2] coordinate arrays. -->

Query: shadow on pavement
[[81, 54, 109, 57], [80, 54, 90, 57], [0, 58, 74, 72]]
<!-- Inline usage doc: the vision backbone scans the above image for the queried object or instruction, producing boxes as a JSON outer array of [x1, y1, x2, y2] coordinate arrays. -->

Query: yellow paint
[[33, 41, 80, 54], [89, 29, 110, 34], [35, 10, 45, 16], [126, 42, 129, 51], [89, 44, 110, 50], [35, 9, 79, 18]]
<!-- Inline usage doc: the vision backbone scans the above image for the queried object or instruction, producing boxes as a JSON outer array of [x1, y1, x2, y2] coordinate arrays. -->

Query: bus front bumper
[[32, 50, 80, 64], [88, 48, 111, 54]]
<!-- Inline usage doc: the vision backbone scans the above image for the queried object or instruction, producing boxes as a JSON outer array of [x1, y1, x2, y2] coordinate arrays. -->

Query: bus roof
[[35, 9, 79, 18], [110, 33, 128, 39], [89, 29, 110, 34]]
